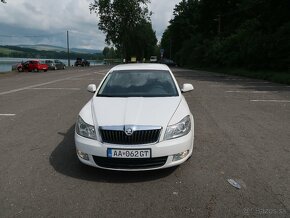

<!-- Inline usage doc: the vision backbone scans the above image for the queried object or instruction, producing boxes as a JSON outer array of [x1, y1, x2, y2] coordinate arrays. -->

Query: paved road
[[0, 66, 289, 217]]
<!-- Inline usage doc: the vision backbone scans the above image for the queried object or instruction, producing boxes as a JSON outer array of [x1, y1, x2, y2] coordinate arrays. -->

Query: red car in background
[[17, 60, 48, 72]]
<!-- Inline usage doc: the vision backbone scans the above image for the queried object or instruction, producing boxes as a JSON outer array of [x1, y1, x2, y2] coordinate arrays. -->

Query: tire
[[44, 70, 47, 72], [18, 67, 23, 72], [63, 65, 66, 69], [34, 68, 38, 72]]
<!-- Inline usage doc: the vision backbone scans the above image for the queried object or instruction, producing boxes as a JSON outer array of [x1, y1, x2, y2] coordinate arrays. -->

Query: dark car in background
[[160, 58, 177, 67], [17, 60, 48, 72], [45, 60, 66, 70], [74, 58, 90, 67]]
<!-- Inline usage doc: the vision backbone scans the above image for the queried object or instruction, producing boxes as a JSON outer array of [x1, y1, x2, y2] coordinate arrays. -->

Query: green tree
[[161, 0, 200, 61], [102, 46, 110, 58], [103, 46, 119, 59], [160, 28, 170, 59], [90, 0, 156, 60], [108, 47, 116, 58], [161, 0, 290, 70], [127, 19, 157, 60]]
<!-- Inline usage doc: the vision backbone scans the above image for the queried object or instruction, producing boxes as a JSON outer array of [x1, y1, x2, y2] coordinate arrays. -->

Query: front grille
[[93, 156, 168, 169], [100, 129, 161, 145]]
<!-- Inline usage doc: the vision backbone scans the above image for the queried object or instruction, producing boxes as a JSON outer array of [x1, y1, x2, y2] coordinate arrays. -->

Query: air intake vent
[[93, 156, 168, 169], [100, 127, 161, 145]]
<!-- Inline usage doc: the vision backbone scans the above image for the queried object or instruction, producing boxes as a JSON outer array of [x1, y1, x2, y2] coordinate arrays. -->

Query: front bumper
[[74, 130, 194, 171]]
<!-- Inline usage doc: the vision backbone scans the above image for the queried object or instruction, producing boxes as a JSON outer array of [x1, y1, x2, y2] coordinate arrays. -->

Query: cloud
[[0, 0, 180, 49], [150, 0, 181, 41]]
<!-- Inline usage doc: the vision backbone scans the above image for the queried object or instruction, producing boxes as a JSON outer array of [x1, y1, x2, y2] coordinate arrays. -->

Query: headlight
[[164, 115, 191, 140], [75, 116, 97, 139]]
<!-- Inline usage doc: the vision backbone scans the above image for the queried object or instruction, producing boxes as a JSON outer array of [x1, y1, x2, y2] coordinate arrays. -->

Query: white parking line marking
[[0, 114, 16, 116], [0, 71, 102, 96], [209, 85, 226, 87], [250, 100, 290, 103], [211, 80, 270, 83], [0, 77, 79, 95], [31, 88, 81, 90], [223, 78, 251, 81], [94, 72, 106, 75], [210, 85, 290, 89], [242, 81, 271, 84], [247, 86, 290, 88], [67, 78, 96, 81], [226, 91, 274, 93]]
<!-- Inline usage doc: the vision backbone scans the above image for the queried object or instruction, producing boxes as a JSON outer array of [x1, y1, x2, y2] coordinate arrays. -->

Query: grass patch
[[189, 67, 290, 85]]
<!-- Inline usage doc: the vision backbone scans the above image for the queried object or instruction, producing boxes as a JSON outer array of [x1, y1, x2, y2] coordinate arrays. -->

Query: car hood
[[91, 97, 181, 128]]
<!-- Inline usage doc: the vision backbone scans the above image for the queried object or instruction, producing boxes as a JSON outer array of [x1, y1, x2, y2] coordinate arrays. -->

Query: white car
[[149, 56, 158, 63], [75, 64, 194, 171]]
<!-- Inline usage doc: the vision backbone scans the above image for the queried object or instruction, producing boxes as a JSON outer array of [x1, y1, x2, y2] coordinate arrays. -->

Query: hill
[[0, 45, 103, 60], [17, 44, 101, 54], [0, 47, 24, 55]]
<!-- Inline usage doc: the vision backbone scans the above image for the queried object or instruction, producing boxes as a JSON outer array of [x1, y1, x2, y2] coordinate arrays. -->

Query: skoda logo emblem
[[125, 128, 133, 136]]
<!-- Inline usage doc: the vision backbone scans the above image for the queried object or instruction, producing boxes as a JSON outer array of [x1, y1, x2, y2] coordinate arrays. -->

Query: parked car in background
[[160, 58, 177, 67], [45, 60, 66, 70], [149, 56, 158, 63], [17, 60, 48, 72], [83, 59, 90, 66], [74, 58, 90, 67]]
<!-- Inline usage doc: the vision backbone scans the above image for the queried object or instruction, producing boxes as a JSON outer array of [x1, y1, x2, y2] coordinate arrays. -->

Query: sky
[[0, 0, 180, 50]]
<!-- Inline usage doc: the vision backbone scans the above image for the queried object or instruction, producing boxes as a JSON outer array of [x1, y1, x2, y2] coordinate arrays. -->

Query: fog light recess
[[77, 149, 89, 160], [172, 150, 189, 162]]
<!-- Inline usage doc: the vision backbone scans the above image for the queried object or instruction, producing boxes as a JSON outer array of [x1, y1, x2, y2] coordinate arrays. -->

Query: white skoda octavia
[[75, 64, 194, 171]]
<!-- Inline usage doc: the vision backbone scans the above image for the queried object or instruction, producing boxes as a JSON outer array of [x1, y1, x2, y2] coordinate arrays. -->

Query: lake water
[[0, 57, 104, 73]]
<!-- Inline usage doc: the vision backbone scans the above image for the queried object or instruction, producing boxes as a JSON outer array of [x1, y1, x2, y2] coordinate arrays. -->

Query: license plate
[[107, 148, 151, 158]]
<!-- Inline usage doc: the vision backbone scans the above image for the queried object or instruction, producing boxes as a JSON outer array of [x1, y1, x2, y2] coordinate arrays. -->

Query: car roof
[[110, 63, 170, 71]]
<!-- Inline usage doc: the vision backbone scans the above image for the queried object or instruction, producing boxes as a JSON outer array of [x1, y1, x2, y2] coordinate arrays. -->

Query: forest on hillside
[[161, 0, 290, 71]]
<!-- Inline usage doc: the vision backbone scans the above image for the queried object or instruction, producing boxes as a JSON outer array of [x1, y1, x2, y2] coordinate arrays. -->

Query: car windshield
[[97, 70, 179, 97]]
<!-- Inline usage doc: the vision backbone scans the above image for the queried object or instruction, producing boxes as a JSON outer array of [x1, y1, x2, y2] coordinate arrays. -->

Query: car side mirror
[[181, 83, 194, 93], [87, 84, 97, 93]]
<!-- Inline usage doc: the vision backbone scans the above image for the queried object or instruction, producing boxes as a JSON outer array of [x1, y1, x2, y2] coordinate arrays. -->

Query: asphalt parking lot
[[0, 66, 289, 217]]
